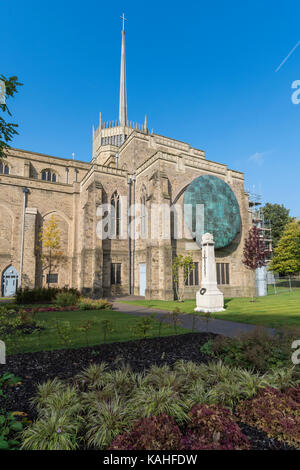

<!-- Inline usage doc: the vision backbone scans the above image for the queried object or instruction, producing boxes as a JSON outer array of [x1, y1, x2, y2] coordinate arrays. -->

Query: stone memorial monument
[[194, 233, 225, 313]]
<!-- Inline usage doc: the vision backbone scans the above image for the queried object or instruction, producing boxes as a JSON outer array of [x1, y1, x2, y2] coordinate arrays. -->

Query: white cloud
[[248, 151, 268, 166]]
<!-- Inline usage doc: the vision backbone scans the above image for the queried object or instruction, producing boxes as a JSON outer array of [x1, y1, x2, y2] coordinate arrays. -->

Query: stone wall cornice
[[7, 148, 91, 169], [0, 175, 79, 194]]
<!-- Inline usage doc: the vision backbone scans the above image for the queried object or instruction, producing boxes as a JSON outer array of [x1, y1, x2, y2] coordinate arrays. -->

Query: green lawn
[[120, 289, 300, 329], [6, 308, 190, 355]]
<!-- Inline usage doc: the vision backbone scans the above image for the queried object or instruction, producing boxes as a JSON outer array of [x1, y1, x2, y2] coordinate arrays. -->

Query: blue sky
[[2, 0, 300, 217]]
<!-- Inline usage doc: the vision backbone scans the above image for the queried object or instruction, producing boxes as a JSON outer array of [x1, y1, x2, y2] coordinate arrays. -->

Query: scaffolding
[[247, 189, 273, 295]]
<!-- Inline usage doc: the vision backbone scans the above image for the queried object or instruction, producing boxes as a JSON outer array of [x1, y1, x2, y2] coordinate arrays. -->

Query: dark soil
[[0, 332, 296, 451]]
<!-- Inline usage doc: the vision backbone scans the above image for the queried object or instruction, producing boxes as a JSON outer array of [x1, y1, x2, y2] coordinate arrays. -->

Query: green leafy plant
[[85, 395, 136, 449], [55, 292, 78, 307], [21, 412, 81, 450], [131, 386, 189, 423], [100, 319, 114, 343], [74, 363, 108, 391], [78, 298, 113, 310], [55, 320, 73, 347], [130, 315, 155, 339], [79, 319, 95, 347], [168, 308, 182, 335]]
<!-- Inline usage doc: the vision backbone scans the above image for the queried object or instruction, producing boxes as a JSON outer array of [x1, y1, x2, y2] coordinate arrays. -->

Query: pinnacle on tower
[[119, 13, 127, 126]]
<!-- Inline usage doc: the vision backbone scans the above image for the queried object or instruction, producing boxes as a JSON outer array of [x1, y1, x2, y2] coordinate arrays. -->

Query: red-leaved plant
[[236, 387, 300, 447], [109, 414, 182, 450], [182, 404, 250, 450]]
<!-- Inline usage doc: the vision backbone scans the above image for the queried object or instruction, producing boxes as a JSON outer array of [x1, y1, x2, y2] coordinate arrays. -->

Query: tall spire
[[119, 13, 127, 126]]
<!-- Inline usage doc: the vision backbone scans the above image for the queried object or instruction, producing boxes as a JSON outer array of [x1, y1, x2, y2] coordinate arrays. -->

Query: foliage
[[79, 319, 95, 347], [78, 298, 113, 310], [262, 203, 293, 249], [131, 386, 189, 423], [172, 254, 195, 301], [0, 373, 25, 450], [236, 387, 300, 447], [0, 75, 23, 159], [183, 404, 250, 450], [55, 292, 78, 307], [167, 308, 183, 335], [131, 315, 155, 339], [21, 412, 81, 450], [54, 320, 73, 347], [242, 225, 267, 277], [100, 319, 114, 343], [21, 361, 300, 450], [38, 215, 66, 287], [74, 363, 108, 391], [15, 286, 80, 304], [201, 327, 299, 373], [110, 414, 182, 450], [85, 395, 136, 449], [269, 221, 300, 275]]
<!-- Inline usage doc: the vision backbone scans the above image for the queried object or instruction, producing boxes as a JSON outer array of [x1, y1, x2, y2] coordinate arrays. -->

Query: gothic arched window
[[0, 162, 9, 175], [111, 191, 121, 237], [41, 169, 57, 182], [140, 186, 147, 238]]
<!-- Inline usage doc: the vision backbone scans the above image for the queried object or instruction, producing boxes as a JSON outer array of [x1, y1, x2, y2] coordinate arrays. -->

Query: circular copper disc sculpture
[[183, 175, 241, 249]]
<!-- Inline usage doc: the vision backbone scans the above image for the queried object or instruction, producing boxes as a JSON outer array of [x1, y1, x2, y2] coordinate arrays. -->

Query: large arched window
[[0, 162, 9, 175], [41, 169, 57, 182], [111, 191, 121, 237]]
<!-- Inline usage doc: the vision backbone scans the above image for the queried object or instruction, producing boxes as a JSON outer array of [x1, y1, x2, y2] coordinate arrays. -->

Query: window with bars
[[111, 263, 121, 285], [216, 263, 230, 285], [46, 273, 58, 284], [185, 262, 199, 286]]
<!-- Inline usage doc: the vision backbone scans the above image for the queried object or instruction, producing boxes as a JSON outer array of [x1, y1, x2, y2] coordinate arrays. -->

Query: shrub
[[55, 292, 78, 307], [21, 412, 81, 450], [201, 327, 299, 373], [74, 363, 108, 391], [183, 404, 250, 450], [236, 387, 300, 447], [15, 287, 80, 304], [131, 386, 189, 423], [110, 415, 182, 450], [78, 298, 112, 310], [143, 364, 186, 394], [85, 395, 136, 449]]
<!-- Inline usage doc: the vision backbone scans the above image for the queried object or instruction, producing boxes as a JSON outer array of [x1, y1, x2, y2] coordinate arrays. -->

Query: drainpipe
[[19, 187, 29, 288], [132, 174, 136, 294], [127, 176, 132, 295], [115, 152, 119, 169]]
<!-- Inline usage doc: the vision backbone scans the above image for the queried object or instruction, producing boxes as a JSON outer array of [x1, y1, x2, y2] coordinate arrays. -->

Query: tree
[[262, 203, 293, 249], [242, 225, 267, 300], [269, 221, 300, 275], [0, 75, 23, 159], [172, 254, 195, 302], [38, 215, 65, 288]]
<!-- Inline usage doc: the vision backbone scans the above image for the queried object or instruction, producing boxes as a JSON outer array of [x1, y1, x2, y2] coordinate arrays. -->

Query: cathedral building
[[0, 20, 255, 299]]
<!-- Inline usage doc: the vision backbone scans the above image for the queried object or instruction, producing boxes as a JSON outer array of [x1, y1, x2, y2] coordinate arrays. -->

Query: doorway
[[139, 263, 146, 297], [1, 266, 19, 297]]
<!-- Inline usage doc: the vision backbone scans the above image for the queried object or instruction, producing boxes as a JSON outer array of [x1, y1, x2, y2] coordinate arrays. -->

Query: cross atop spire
[[119, 13, 127, 126], [120, 13, 127, 31]]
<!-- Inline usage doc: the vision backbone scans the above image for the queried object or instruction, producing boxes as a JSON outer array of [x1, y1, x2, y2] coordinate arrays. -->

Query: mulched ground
[[0, 332, 295, 451]]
